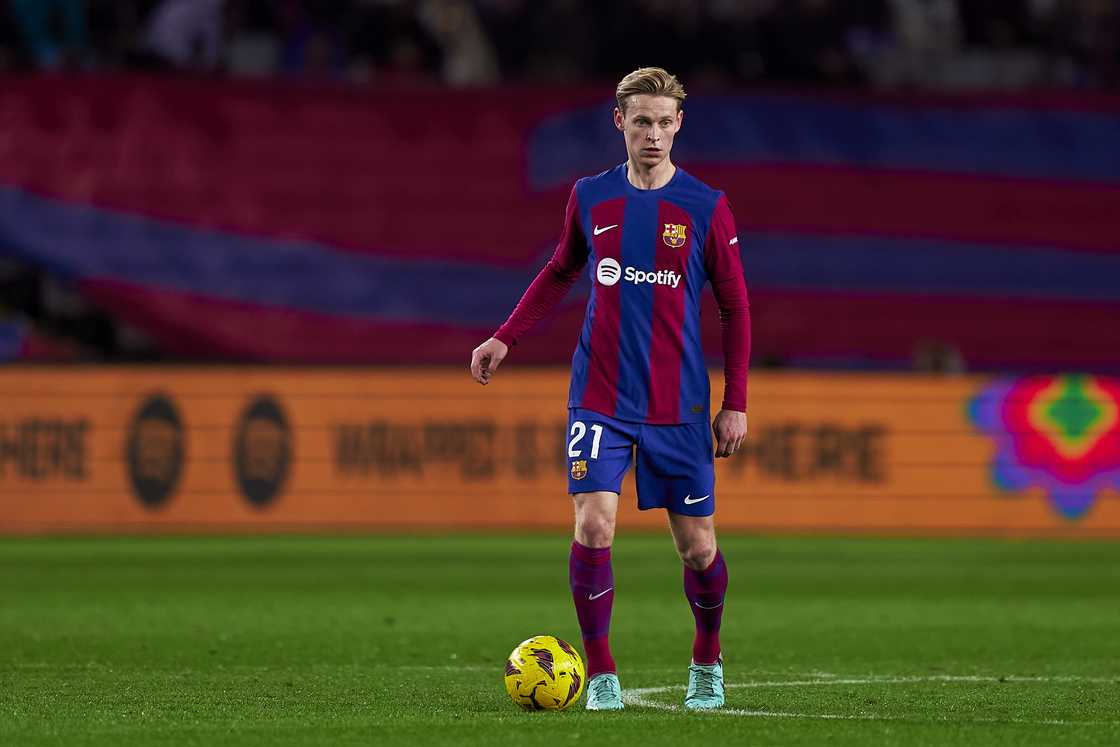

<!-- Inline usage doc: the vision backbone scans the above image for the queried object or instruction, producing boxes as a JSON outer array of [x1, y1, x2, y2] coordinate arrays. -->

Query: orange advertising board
[[1, 367, 1117, 535]]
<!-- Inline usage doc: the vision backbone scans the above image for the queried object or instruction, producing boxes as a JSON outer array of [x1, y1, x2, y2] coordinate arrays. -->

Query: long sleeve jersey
[[495, 163, 750, 424]]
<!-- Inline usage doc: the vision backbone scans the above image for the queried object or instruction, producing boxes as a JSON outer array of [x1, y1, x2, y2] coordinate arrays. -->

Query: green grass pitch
[[2, 533, 1118, 745]]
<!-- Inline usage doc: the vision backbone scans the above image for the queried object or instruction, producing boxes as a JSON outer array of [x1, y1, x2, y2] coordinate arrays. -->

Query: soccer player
[[470, 67, 749, 711]]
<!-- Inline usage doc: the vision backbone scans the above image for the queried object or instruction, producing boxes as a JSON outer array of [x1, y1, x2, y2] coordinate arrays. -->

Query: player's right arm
[[470, 184, 588, 385]]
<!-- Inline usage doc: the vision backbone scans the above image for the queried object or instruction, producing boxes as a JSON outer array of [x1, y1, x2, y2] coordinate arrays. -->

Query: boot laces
[[591, 675, 618, 700], [691, 665, 717, 697]]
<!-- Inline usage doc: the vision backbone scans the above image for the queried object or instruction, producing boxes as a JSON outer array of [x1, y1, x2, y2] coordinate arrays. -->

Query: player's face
[[615, 95, 683, 170]]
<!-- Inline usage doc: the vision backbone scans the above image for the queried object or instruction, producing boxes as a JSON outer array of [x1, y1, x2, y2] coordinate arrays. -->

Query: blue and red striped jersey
[[496, 163, 750, 425]]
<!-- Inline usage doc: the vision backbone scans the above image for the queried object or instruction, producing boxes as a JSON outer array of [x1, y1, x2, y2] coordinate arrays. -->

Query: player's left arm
[[704, 194, 751, 458]]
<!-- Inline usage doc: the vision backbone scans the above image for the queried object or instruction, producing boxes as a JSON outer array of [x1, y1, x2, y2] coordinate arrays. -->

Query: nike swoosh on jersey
[[588, 588, 613, 600], [593, 224, 619, 236], [682, 494, 710, 505], [729, 236, 738, 245]]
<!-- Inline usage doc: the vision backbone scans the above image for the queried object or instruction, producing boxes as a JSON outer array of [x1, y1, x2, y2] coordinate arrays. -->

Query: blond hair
[[615, 67, 687, 113]]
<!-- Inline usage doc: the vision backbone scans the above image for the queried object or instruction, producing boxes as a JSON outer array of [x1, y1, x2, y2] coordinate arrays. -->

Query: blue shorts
[[566, 408, 715, 517]]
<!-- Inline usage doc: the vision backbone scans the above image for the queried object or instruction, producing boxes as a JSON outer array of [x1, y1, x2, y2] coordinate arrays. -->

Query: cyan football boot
[[585, 672, 624, 710], [684, 657, 725, 710]]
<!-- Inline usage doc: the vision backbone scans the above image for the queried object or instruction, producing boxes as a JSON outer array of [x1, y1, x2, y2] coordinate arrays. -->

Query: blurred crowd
[[0, 258, 137, 362], [0, 0, 1116, 90]]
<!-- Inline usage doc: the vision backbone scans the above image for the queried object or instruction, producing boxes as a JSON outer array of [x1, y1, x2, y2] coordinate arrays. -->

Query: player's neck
[[625, 159, 676, 190]]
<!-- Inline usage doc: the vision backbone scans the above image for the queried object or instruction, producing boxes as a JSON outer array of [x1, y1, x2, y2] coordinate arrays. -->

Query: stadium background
[[1, 0, 1117, 536]]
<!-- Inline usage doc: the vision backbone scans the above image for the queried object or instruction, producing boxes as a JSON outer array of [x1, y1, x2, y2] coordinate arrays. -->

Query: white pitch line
[[622, 674, 1120, 726], [628, 673, 1120, 695]]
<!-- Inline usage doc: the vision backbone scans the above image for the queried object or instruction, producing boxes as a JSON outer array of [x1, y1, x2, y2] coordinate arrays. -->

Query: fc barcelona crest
[[662, 223, 688, 248], [570, 460, 588, 480]]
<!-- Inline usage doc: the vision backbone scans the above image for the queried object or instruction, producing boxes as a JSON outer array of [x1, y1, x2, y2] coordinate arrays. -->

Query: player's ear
[[614, 107, 623, 131]]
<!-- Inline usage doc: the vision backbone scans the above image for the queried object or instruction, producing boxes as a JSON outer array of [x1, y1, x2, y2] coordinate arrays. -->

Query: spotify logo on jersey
[[596, 258, 622, 286], [595, 257, 682, 289]]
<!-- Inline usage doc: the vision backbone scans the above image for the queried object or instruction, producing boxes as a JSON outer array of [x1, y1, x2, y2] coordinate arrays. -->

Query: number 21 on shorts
[[568, 421, 603, 459]]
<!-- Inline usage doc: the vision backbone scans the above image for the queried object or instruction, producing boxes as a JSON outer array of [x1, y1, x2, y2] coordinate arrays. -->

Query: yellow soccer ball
[[503, 635, 586, 711]]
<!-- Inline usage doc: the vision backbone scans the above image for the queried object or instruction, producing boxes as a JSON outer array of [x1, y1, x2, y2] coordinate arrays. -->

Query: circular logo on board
[[596, 257, 622, 286], [125, 393, 185, 510], [233, 395, 291, 509]]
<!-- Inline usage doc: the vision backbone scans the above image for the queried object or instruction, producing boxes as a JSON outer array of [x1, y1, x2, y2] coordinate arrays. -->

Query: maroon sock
[[684, 549, 728, 665], [569, 541, 616, 676]]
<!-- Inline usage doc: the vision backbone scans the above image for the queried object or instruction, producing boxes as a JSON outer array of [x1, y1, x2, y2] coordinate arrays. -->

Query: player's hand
[[712, 409, 747, 458], [469, 337, 509, 385]]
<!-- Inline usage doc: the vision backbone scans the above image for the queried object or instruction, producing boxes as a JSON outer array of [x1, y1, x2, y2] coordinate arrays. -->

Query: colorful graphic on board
[[969, 375, 1120, 518]]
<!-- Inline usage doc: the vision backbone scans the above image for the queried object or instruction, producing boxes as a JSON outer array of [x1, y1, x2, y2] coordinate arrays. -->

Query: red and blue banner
[[0, 76, 1117, 368]]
